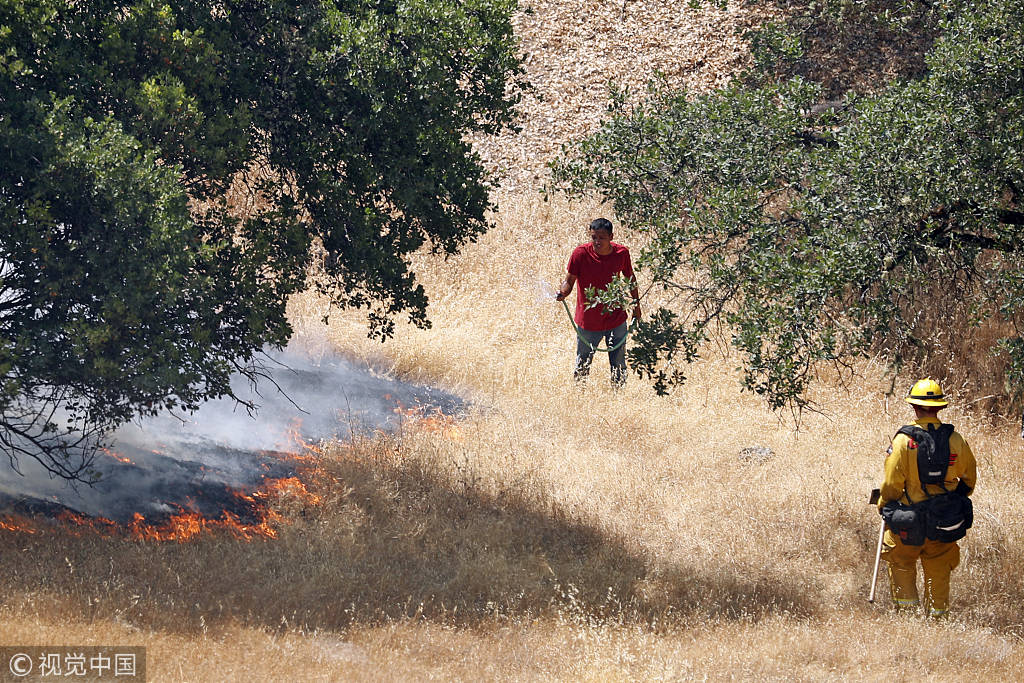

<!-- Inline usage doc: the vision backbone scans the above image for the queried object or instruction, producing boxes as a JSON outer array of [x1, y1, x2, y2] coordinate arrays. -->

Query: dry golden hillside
[[474, 0, 774, 187], [2, 2, 1023, 681]]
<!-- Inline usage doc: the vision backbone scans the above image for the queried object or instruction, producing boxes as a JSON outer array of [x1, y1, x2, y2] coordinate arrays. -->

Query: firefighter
[[878, 378, 978, 617]]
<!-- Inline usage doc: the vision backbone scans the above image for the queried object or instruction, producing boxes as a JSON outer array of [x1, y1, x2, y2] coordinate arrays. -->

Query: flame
[[254, 476, 323, 505], [0, 470, 318, 543], [393, 403, 464, 442], [417, 416, 464, 442], [279, 418, 325, 458], [0, 516, 39, 534], [100, 447, 134, 465], [124, 507, 284, 542]]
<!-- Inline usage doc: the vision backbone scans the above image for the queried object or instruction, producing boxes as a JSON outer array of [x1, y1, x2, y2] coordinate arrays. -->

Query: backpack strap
[[928, 423, 954, 495]]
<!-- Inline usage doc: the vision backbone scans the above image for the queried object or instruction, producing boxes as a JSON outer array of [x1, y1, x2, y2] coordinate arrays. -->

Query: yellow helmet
[[905, 378, 948, 407]]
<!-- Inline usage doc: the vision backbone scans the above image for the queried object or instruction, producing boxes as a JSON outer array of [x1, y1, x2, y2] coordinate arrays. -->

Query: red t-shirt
[[567, 242, 635, 331]]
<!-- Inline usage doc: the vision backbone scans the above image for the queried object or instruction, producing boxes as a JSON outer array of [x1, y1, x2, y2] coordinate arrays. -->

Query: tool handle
[[868, 517, 886, 603]]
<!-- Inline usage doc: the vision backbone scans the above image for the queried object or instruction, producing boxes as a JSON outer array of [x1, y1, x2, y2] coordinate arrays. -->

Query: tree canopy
[[552, 0, 1024, 409], [0, 0, 525, 480]]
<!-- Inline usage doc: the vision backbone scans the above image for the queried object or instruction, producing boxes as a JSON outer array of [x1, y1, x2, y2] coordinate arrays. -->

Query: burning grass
[[0, 441, 325, 543], [0, 364, 461, 544]]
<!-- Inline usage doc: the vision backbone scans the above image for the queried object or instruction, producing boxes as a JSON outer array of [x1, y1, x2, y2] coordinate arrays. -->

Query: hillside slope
[[475, 0, 773, 188]]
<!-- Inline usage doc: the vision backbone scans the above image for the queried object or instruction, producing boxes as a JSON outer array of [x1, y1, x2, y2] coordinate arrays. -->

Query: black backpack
[[897, 423, 955, 486], [895, 423, 972, 543]]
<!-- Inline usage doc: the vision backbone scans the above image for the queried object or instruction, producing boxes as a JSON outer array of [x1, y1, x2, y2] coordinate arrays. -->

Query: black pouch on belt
[[922, 492, 973, 543], [881, 500, 926, 546]]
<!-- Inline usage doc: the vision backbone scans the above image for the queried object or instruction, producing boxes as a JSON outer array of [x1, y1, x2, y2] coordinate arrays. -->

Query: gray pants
[[574, 322, 628, 385]]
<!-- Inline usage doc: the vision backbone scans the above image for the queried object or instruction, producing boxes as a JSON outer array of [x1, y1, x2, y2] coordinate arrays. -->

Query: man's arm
[[555, 273, 577, 301], [622, 249, 641, 320], [878, 436, 908, 508], [959, 437, 977, 494]]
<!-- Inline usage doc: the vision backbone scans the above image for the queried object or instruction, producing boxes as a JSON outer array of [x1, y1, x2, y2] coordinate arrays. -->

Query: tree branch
[[795, 130, 837, 148], [998, 208, 1024, 226], [937, 230, 1021, 253]]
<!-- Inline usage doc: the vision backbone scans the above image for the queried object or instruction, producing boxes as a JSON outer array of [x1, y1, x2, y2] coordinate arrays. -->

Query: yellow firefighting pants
[[881, 529, 960, 616]]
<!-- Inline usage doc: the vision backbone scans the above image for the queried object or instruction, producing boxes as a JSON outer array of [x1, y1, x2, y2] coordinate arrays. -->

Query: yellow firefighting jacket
[[879, 416, 977, 507]]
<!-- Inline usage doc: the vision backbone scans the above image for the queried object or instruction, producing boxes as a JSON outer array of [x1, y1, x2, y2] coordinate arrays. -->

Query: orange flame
[[122, 507, 285, 542], [100, 447, 134, 465], [394, 404, 464, 442], [278, 418, 325, 459], [0, 516, 39, 534]]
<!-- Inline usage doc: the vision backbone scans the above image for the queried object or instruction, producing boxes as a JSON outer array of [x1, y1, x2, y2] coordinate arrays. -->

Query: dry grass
[[4, 190, 1023, 681], [4, 3, 1024, 681]]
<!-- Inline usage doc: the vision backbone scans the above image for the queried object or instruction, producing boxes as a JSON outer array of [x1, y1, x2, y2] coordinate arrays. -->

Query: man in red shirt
[[555, 218, 641, 385]]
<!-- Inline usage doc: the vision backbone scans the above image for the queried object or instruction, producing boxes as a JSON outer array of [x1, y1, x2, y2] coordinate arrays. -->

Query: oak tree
[[0, 0, 525, 480], [552, 0, 1024, 409]]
